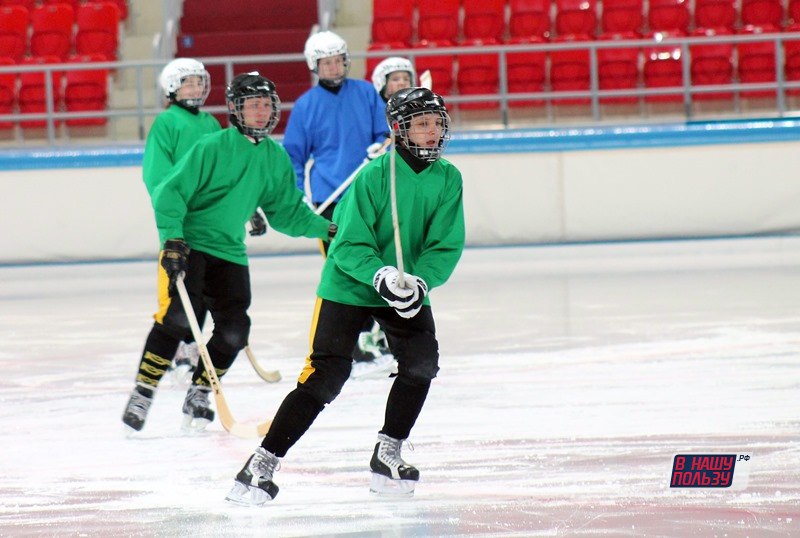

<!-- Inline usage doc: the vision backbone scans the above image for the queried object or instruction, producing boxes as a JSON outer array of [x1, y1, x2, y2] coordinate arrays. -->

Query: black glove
[[248, 210, 267, 236], [160, 239, 190, 290], [327, 223, 338, 241]]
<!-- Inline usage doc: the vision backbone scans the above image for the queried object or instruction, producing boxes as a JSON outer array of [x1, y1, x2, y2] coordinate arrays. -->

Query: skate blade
[[181, 413, 211, 432], [122, 423, 141, 437], [369, 472, 416, 497], [224, 481, 274, 507]]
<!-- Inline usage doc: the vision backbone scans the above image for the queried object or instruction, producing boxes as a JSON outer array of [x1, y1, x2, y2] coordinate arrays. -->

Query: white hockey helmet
[[303, 31, 350, 74], [371, 57, 416, 94], [158, 58, 211, 107]]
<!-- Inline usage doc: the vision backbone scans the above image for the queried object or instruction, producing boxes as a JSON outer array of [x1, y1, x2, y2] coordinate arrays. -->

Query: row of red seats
[[0, 2, 121, 62], [0, 54, 109, 128], [369, 29, 800, 108], [0, 0, 127, 20], [373, 0, 800, 46]]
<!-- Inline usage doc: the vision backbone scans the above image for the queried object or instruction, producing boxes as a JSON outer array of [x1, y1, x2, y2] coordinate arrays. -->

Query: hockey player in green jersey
[[122, 73, 336, 433], [138, 58, 221, 388], [227, 87, 465, 505]]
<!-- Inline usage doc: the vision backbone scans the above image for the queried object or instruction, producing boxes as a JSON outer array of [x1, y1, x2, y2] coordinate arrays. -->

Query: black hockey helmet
[[385, 87, 451, 162], [225, 72, 281, 138]]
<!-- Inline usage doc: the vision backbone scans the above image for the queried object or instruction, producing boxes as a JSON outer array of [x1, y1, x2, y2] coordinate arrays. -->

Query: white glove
[[367, 141, 387, 160], [373, 266, 428, 319]]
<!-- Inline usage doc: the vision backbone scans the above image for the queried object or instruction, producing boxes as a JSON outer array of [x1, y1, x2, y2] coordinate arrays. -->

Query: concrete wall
[[2, 137, 800, 265]]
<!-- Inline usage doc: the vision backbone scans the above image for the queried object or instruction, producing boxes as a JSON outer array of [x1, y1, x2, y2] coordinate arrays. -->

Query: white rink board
[[3, 140, 800, 264]]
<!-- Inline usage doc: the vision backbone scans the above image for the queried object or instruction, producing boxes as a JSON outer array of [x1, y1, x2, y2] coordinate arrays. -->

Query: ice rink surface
[[1, 237, 799, 537]]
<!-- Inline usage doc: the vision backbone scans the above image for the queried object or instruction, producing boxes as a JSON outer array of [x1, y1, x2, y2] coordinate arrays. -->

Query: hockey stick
[[419, 69, 433, 90], [314, 138, 393, 216], [175, 275, 271, 438], [245, 345, 281, 383], [388, 129, 406, 287]]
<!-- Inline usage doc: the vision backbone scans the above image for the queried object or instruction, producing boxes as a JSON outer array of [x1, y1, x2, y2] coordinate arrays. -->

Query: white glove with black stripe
[[373, 266, 428, 319]]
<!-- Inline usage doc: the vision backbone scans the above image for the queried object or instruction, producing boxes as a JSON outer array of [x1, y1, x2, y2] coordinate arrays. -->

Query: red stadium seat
[[689, 27, 734, 100], [456, 40, 500, 109], [784, 32, 800, 95], [18, 55, 64, 128], [643, 32, 685, 102], [509, 0, 551, 40], [550, 34, 592, 103], [0, 56, 15, 129], [75, 2, 121, 60], [99, 0, 128, 21], [417, 0, 459, 44], [601, 0, 643, 35], [413, 41, 455, 95], [555, 0, 597, 38], [790, 0, 800, 24], [0, 5, 29, 62], [30, 4, 75, 61], [693, 0, 736, 31], [463, 0, 506, 42], [740, 0, 783, 28], [0, 0, 35, 9], [506, 36, 547, 106], [64, 54, 109, 126], [597, 33, 641, 103], [737, 25, 780, 98], [42, 0, 79, 9], [371, 0, 414, 47], [647, 0, 690, 33]]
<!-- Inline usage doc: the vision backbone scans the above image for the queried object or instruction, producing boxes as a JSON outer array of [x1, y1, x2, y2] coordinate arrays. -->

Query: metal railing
[[2, 31, 800, 146]]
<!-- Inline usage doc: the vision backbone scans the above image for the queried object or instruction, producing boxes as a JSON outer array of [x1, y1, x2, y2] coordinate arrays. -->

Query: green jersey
[[152, 128, 332, 266], [142, 104, 221, 196], [318, 150, 465, 307]]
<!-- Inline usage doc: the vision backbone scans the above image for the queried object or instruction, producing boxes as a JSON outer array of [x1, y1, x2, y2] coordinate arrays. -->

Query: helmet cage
[[226, 74, 281, 138], [391, 109, 451, 162], [386, 88, 451, 162], [371, 57, 416, 95], [304, 31, 350, 83], [159, 59, 211, 108]]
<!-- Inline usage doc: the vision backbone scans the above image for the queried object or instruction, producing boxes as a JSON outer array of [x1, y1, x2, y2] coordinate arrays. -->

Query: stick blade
[[419, 69, 432, 90]]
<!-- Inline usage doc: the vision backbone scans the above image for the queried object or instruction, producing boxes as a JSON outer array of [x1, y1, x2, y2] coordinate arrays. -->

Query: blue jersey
[[283, 78, 388, 204]]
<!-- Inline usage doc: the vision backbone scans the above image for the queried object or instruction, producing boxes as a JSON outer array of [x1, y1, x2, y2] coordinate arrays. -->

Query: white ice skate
[[369, 433, 418, 497], [225, 447, 280, 506], [351, 323, 397, 379]]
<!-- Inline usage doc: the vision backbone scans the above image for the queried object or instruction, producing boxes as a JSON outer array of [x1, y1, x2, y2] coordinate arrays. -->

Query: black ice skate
[[225, 447, 280, 506], [369, 433, 419, 497], [122, 385, 154, 432], [181, 384, 214, 431]]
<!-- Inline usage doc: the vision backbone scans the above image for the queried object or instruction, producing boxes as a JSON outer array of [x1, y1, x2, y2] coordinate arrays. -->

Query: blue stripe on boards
[[2, 118, 800, 170], [447, 118, 800, 154], [0, 145, 144, 170]]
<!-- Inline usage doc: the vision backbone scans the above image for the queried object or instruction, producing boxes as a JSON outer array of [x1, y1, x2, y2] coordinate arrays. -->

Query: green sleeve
[[141, 115, 175, 197], [151, 142, 206, 245], [258, 145, 331, 240]]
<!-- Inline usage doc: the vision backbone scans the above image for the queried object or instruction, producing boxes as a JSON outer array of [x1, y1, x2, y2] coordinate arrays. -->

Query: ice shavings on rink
[[1, 237, 799, 536]]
